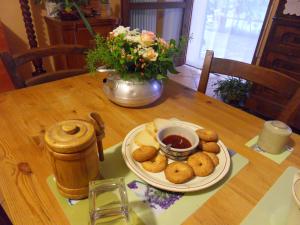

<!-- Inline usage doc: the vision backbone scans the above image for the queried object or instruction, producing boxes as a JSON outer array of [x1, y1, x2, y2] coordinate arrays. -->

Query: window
[[186, 0, 270, 68]]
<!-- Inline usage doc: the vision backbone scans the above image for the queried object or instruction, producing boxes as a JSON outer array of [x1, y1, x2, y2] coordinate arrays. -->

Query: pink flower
[[142, 47, 158, 61], [158, 38, 169, 48], [141, 31, 156, 46]]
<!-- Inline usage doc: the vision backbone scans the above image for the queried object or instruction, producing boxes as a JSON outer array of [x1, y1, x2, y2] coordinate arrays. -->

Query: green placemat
[[47, 144, 248, 225], [245, 136, 293, 164], [241, 167, 300, 225]]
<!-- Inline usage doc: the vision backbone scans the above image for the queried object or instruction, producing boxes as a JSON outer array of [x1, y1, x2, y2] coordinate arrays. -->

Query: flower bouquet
[[86, 26, 186, 81]]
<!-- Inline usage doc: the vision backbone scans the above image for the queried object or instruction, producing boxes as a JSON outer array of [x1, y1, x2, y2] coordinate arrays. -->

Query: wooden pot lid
[[45, 120, 96, 154]]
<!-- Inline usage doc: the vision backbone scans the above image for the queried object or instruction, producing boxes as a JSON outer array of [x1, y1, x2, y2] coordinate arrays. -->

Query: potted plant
[[86, 26, 185, 107], [213, 77, 252, 107]]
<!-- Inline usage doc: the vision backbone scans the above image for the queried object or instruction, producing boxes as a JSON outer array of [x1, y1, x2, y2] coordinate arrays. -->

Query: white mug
[[257, 120, 292, 154]]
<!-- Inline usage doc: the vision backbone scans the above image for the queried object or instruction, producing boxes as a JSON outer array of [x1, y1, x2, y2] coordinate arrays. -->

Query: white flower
[[124, 28, 143, 43], [112, 26, 130, 37], [125, 34, 141, 43], [128, 28, 140, 36]]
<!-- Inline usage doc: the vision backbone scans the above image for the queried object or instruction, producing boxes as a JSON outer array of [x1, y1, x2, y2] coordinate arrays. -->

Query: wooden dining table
[[0, 73, 299, 225]]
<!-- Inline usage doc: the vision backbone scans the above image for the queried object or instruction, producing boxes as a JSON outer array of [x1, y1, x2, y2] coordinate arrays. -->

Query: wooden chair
[[198, 50, 300, 124], [0, 45, 88, 88]]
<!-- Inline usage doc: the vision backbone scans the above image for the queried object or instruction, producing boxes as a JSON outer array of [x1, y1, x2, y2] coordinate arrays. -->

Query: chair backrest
[[198, 50, 300, 123], [0, 45, 88, 88]]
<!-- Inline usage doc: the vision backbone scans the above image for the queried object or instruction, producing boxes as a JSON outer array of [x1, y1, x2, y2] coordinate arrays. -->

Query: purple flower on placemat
[[145, 186, 182, 209], [127, 180, 183, 214], [127, 181, 138, 189]]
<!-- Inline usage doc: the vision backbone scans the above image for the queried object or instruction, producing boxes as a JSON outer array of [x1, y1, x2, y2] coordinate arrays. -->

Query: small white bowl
[[292, 172, 300, 209], [156, 126, 199, 160]]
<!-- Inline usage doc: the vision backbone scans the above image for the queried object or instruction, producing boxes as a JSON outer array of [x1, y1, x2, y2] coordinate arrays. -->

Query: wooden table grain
[[0, 73, 299, 225]]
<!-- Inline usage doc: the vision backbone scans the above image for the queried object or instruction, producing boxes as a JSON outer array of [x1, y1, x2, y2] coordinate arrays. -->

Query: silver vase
[[101, 72, 163, 107]]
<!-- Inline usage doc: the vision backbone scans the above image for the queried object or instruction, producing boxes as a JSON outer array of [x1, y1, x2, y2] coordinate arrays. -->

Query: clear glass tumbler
[[89, 177, 130, 225]]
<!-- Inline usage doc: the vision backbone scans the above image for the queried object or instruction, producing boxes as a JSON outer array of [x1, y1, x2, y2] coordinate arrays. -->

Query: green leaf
[[156, 74, 167, 80], [159, 57, 173, 62], [168, 66, 179, 74], [72, 2, 95, 37]]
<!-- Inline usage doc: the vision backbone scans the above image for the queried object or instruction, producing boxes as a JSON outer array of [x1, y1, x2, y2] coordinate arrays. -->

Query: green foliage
[[71, 2, 95, 36], [213, 76, 252, 105], [86, 29, 186, 81]]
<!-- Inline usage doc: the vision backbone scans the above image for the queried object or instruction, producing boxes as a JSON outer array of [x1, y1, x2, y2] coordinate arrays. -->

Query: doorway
[[186, 0, 270, 68]]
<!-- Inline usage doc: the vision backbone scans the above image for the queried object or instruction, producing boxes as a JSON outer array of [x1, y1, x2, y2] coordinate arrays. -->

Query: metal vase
[[102, 73, 163, 107]]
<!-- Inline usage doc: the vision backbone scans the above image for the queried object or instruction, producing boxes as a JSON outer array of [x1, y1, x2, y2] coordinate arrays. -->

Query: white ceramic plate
[[121, 120, 231, 192], [292, 172, 300, 209]]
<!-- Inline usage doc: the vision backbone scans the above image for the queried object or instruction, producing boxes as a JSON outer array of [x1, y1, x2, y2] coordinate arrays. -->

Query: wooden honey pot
[[44, 112, 105, 199]]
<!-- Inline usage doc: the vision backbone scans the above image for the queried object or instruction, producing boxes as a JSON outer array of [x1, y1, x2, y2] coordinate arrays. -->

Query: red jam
[[162, 135, 192, 149]]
